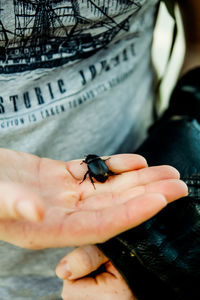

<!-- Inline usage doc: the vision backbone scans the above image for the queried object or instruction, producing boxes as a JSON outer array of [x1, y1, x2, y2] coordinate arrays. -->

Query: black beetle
[[80, 154, 117, 189]]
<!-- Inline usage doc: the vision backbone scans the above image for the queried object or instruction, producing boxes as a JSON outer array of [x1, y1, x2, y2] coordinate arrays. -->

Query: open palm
[[0, 149, 187, 249]]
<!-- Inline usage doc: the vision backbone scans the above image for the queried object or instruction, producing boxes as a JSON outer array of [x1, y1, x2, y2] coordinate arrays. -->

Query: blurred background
[[152, 2, 185, 112]]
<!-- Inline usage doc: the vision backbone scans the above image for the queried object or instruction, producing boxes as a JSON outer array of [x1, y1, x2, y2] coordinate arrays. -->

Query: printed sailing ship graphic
[[0, 0, 141, 74]]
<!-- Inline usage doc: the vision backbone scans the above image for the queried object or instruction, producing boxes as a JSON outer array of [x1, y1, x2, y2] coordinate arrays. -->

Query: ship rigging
[[0, 0, 141, 73]]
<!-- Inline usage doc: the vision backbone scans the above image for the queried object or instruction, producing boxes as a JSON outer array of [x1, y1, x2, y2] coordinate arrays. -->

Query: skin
[[57, 246, 136, 300], [0, 148, 187, 249], [0, 1, 198, 298], [56, 174, 187, 300], [57, 1, 200, 299]]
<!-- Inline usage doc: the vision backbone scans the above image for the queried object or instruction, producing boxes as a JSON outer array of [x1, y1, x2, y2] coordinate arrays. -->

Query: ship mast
[[0, 4, 9, 46], [31, 0, 69, 45], [13, 0, 141, 46], [14, 0, 69, 46], [68, 0, 92, 37], [68, 0, 138, 37], [87, 0, 140, 32]]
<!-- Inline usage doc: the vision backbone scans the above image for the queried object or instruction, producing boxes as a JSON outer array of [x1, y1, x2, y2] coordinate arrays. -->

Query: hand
[[56, 245, 137, 300], [56, 168, 188, 300], [0, 149, 187, 249]]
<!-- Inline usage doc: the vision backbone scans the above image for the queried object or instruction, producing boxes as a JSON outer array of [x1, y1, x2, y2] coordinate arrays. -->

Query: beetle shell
[[80, 154, 116, 188]]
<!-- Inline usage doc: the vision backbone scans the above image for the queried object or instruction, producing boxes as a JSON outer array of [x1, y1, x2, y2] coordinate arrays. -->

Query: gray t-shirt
[[0, 0, 159, 299]]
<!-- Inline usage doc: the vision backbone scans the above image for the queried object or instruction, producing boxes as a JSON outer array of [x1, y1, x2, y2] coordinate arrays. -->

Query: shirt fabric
[[0, 0, 159, 299]]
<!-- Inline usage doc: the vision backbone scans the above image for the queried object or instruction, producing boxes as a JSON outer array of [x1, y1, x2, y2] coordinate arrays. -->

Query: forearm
[[177, 0, 200, 75]]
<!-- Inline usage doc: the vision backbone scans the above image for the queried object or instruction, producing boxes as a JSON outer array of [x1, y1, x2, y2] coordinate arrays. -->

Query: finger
[[61, 277, 98, 300], [0, 182, 45, 222], [77, 179, 188, 210], [60, 262, 137, 300], [66, 154, 147, 180], [79, 165, 181, 199], [5, 180, 186, 249], [56, 245, 108, 280], [59, 193, 171, 246]]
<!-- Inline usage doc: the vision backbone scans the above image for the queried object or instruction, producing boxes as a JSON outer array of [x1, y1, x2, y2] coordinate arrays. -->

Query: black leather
[[163, 67, 200, 122], [97, 68, 200, 300]]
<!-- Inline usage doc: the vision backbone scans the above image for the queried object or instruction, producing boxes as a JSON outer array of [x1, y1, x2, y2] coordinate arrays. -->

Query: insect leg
[[80, 170, 89, 184], [80, 154, 88, 164], [103, 157, 110, 162], [89, 173, 96, 190]]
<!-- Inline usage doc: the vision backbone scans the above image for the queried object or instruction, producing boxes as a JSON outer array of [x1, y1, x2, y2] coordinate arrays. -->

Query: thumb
[[0, 182, 45, 222], [56, 245, 108, 280]]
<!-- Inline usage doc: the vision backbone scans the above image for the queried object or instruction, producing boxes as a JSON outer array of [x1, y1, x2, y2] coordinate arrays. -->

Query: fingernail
[[57, 261, 72, 279], [16, 201, 41, 222]]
